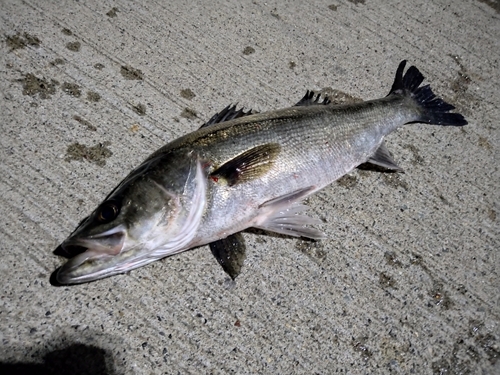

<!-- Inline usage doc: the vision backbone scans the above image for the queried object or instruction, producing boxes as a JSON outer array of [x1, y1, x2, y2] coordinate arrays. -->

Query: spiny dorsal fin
[[210, 143, 281, 186], [295, 90, 331, 107], [209, 233, 246, 279], [365, 141, 403, 172], [200, 104, 254, 129]]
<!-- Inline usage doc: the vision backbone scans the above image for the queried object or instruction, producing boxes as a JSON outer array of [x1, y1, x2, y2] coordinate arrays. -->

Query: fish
[[54, 60, 467, 284]]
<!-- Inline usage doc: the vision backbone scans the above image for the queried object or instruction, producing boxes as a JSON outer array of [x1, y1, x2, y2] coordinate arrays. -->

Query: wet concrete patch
[[6, 32, 41, 51], [379, 272, 396, 288], [66, 41, 81, 52], [73, 115, 97, 131], [352, 336, 373, 362], [403, 144, 424, 165], [336, 174, 358, 188], [106, 7, 119, 17], [19, 73, 58, 99], [381, 173, 409, 191], [328, 5, 338, 11], [86, 91, 101, 102], [120, 65, 143, 80], [61, 82, 82, 97], [65, 141, 112, 166], [50, 58, 66, 66], [295, 240, 327, 264], [181, 107, 197, 119], [448, 55, 481, 116], [132, 103, 146, 116], [180, 89, 196, 100], [243, 46, 255, 55]]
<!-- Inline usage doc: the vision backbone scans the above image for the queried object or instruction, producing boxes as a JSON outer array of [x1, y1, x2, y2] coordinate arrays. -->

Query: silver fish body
[[55, 61, 467, 284]]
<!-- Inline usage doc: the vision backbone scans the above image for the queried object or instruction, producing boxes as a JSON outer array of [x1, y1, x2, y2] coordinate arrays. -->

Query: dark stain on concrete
[[65, 141, 112, 166], [336, 174, 358, 188], [66, 41, 81, 52], [295, 240, 327, 264], [94, 63, 105, 70], [352, 337, 372, 362], [19, 73, 58, 99], [433, 320, 500, 372], [61, 28, 73, 36], [270, 8, 281, 19], [86, 91, 101, 102], [403, 144, 425, 165], [50, 58, 65, 66], [181, 107, 197, 120], [347, 0, 365, 4], [132, 103, 146, 116], [488, 208, 496, 221], [73, 115, 97, 131], [120, 65, 143, 80], [384, 251, 403, 268], [62, 82, 82, 97], [379, 272, 396, 288], [328, 4, 338, 11], [448, 55, 480, 116], [430, 283, 453, 309], [381, 173, 408, 191], [180, 88, 196, 100], [243, 46, 255, 55], [106, 7, 119, 17], [6, 32, 41, 51], [288, 61, 296, 69], [478, 136, 492, 150]]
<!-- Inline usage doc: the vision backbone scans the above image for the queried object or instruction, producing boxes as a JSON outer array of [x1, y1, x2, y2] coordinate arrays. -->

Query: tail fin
[[389, 60, 467, 126]]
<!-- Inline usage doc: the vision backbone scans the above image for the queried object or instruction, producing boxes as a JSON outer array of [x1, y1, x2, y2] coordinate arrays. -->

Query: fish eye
[[96, 201, 120, 223]]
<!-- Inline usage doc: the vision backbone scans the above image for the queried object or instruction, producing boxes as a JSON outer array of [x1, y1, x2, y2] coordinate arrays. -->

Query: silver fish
[[55, 61, 467, 284]]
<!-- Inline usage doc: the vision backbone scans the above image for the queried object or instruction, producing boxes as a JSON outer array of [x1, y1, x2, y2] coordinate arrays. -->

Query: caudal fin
[[389, 60, 467, 126]]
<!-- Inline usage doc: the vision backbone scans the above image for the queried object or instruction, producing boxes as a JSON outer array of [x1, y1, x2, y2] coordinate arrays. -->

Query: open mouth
[[57, 227, 126, 284]]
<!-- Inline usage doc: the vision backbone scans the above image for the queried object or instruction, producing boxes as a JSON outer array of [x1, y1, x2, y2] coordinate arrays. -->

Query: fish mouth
[[57, 226, 127, 284]]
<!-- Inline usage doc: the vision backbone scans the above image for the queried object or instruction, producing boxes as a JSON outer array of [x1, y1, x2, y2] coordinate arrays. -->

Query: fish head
[[57, 154, 207, 284]]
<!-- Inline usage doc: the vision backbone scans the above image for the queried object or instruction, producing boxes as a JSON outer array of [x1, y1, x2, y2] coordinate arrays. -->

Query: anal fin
[[365, 141, 403, 172], [209, 233, 246, 279]]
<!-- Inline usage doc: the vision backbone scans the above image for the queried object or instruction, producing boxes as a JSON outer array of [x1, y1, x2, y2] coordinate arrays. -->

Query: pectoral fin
[[365, 141, 403, 172], [209, 233, 246, 279], [210, 143, 281, 186]]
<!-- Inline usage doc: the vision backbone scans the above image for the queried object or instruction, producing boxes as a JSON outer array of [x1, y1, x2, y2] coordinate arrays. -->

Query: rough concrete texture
[[0, 0, 498, 374]]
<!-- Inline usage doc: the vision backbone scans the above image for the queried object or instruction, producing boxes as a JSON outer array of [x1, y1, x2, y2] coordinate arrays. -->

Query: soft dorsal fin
[[209, 232, 246, 279], [365, 141, 403, 171], [210, 143, 281, 186], [200, 104, 254, 129], [295, 90, 331, 107]]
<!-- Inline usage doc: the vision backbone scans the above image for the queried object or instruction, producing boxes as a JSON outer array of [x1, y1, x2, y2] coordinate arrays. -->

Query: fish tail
[[389, 60, 467, 126]]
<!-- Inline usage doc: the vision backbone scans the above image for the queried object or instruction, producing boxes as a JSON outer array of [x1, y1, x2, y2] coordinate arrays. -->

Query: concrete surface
[[1, 0, 498, 374]]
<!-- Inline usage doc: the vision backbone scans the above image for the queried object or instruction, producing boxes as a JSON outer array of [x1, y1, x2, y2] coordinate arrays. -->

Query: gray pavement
[[1, 0, 498, 374]]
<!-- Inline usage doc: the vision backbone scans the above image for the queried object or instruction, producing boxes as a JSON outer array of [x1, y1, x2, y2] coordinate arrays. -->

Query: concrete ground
[[1, 0, 498, 374]]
